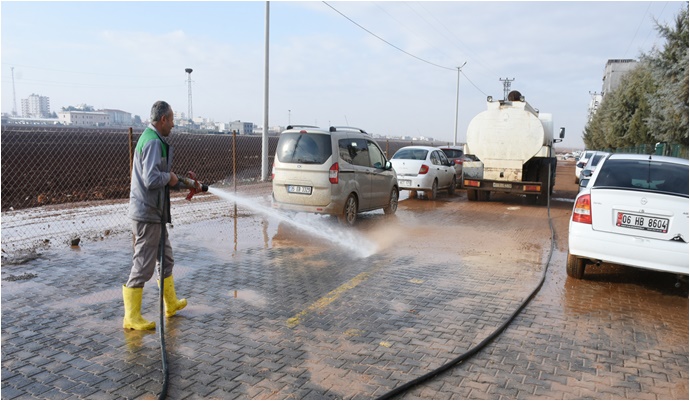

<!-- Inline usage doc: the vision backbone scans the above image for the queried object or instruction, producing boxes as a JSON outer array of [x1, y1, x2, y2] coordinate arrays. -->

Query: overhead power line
[[322, 1, 456, 72]]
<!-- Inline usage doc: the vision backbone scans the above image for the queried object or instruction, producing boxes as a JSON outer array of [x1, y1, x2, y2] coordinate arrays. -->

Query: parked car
[[578, 151, 610, 190], [438, 146, 465, 185], [567, 153, 689, 280], [575, 150, 595, 183], [271, 125, 399, 225], [390, 146, 456, 200]]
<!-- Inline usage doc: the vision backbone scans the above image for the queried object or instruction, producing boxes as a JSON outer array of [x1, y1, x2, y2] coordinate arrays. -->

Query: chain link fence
[[601, 143, 689, 159], [1, 124, 450, 256]]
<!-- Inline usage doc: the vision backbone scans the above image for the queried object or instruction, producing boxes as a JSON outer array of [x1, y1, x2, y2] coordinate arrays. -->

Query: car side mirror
[[579, 178, 589, 190], [582, 169, 592, 178], [449, 160, 455, 166], [385, 160, 392, 170]]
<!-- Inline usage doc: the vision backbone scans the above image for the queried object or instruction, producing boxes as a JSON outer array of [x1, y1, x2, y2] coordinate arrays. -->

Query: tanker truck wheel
[[537, 162, 550, 205], [467, 189, 478, 201]]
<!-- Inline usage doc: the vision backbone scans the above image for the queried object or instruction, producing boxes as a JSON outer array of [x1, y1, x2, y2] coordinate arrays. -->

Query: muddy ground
[[1, 159, 687, 399]]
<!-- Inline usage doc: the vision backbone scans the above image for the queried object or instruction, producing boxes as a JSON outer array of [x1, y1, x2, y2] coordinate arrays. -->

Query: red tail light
[[329, 162, 339, 184], [418, 164, 429, 175], [572, 194, 592, 224], [455, 159, 463, 165], [271, 165, 275, 181]]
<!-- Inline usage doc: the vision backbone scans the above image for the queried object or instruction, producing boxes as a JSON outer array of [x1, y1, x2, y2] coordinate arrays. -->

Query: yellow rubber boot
[[122, 285, 155, 331], [159, 276, 187, 317]]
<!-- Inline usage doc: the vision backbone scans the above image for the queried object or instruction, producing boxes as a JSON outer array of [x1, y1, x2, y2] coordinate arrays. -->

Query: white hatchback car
[[390, 146, 456, 200], [567, 153, 689, 279]]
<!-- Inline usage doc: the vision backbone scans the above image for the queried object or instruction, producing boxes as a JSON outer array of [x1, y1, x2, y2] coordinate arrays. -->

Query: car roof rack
[[329, 126, 369, 135], [286, 124, 320, 130]]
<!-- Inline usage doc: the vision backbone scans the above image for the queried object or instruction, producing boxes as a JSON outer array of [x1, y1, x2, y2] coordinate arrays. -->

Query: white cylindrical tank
[[467, 100, 552, 164]]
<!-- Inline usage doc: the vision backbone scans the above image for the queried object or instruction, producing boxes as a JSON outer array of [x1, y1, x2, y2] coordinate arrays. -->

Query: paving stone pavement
[[2, 177, 688, 400]]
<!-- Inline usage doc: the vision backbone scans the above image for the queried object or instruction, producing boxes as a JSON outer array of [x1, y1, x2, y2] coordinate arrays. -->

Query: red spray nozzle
[[178, 171, 208, 201]]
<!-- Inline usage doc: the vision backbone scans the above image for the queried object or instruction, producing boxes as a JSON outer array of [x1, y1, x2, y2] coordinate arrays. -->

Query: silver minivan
[[271, 126, 399, 225]]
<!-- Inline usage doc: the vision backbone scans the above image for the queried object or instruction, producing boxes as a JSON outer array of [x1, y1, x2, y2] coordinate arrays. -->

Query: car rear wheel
[[384, 188, 398, 215], [338, 194, 358, 226], [566, 252, 586, 279], [426, 180, 438, 200], [447, 176, 456, 196]]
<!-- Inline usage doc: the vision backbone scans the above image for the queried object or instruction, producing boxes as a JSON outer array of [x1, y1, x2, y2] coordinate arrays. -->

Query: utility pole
[[499, 77, 515, 100], [587, 91, 602, 122], [11, 67, 17, 116], [185, 68, 193, 123], [453, 62, 467, 146], [261, 1, 270, 181]]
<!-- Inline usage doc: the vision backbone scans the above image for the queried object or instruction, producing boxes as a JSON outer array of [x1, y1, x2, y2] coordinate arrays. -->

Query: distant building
[[101, 109, 132, 126], [58, 110, 110, 126], [602, 59, 638, 96], [228, 120, 254, 135], [20, 94, 51, 118]]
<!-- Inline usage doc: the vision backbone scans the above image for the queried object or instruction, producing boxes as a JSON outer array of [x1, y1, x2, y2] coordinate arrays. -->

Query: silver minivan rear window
[[276, 132, 333, 164]]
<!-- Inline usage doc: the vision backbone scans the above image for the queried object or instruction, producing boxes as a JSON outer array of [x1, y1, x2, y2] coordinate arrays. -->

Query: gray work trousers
[[126, 220, 174, 288]]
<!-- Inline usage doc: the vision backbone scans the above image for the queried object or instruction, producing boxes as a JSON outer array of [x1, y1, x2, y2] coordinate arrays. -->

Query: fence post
[[128, 127, 134, 248], [128, 127, 134, 177], [233, 130, 237, 193], [232, 130, 238, 219]]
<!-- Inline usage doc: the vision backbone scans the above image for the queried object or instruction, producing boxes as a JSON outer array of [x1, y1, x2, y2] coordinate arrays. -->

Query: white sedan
[[567, 153, 688, 280], [575, 150, 595, 183], [390, 146, 456, 200]]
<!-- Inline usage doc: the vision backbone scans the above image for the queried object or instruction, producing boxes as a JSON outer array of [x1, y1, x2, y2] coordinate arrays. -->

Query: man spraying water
[[122, 100, 206, 331]]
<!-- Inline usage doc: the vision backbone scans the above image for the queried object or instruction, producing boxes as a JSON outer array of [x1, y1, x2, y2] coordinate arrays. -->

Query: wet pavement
[[2, 161, 688, 399]]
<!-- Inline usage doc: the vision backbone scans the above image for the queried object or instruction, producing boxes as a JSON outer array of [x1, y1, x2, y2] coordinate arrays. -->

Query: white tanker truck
[[461, 91, 565, 204]]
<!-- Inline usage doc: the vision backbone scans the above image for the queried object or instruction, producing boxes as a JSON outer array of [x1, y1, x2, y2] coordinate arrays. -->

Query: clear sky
[[1, 1, 683, 149]]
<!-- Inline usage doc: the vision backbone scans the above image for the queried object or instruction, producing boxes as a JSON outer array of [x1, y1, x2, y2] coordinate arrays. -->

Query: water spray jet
[[207, 186, 378, 258]]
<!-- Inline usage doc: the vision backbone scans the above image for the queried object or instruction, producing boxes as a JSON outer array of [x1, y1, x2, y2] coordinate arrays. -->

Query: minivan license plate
[[616, 212, 669, 233], [287, 185, 312, 195]]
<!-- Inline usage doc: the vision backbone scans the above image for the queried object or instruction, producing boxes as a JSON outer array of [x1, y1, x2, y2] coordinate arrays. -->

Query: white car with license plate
[[567, 153, 689, 280], [390, 146, 456, 200]]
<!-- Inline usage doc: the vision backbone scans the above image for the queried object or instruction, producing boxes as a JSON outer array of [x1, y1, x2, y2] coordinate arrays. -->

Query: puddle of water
[[207, 187, 377, 258], [230, 288, 267, 308]]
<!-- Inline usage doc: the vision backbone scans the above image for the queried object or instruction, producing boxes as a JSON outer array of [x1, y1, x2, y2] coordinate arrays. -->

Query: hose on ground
[[378, 160, 556, 399]]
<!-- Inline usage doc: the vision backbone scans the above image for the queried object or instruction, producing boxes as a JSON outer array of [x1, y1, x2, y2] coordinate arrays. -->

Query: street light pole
[[453, 62, 467, 146], [261, 1, 270, 181]]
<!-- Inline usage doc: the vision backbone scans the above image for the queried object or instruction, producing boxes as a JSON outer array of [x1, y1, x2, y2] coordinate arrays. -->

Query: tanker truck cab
[[461, 93, 565, 205]]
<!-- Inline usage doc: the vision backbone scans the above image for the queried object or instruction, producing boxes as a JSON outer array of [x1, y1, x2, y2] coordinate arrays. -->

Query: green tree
[[584, 5, 688, 156], [643, 6, 689, 148]]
